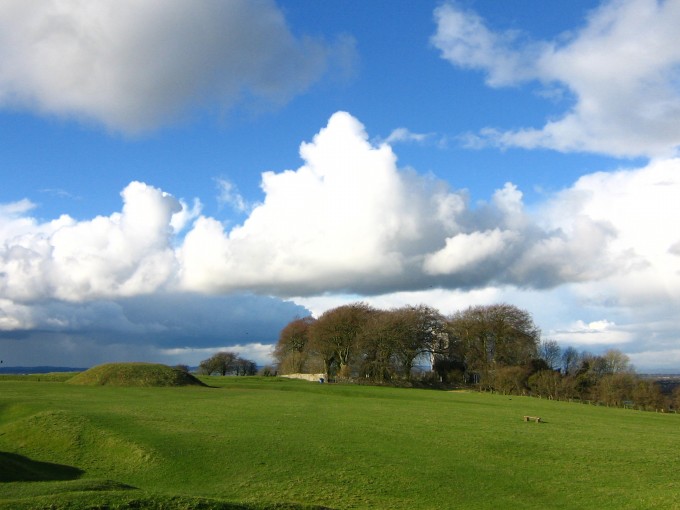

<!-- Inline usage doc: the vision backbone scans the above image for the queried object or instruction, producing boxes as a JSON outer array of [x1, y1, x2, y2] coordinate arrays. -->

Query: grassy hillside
[[66, 362, 206, 387], [0, 376, 679, 509]]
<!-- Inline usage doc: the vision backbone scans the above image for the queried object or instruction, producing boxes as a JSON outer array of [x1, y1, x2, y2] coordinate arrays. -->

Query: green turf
[[1, 376, 678, 509], [0, 372, 79, 382]]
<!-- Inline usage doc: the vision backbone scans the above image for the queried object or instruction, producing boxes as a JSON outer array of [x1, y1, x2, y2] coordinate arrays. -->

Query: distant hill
[[0, 366, 87, 375], [640, 373, 680, 395]]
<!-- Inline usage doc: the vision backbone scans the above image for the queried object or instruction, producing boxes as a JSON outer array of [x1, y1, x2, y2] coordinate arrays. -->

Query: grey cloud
[[0, 0, 347, 133], [116, 293, 309, 349], [669, 240, 680, 256], [0, 293, 309, 366]]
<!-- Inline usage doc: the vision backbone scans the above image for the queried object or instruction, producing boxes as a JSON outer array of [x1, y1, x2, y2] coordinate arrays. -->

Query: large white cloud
[[0, 182, 182, 302], [545, 159, 680, 366], [3, 112, 672, 304], [2, 111, 680, 369], [178, 112, 625, 295], [432, 0, 680, 157], [542, 158, 680, 306], [179, 112, 421, 295], [0, 0, 343, 133]]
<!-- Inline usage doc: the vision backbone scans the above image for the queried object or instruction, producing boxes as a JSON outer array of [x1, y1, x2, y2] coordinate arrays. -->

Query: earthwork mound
[[67, 362, 206, 387]]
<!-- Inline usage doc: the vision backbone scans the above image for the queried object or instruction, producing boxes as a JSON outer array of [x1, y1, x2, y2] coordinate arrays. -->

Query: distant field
[[1, 375, 679, 509]]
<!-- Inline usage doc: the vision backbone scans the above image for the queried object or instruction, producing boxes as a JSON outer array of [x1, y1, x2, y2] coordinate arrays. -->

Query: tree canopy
[[273, 316, 316, 374], [198, 351, 257, 376], [276, 302, 540, 384], [445, 303, 540, 376], [272, 302, 668, 411], [307, 302, 375, 378]]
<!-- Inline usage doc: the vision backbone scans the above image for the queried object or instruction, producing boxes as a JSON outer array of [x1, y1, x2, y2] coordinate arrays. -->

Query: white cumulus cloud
[[216, 178, 250, 214], [0, 182, 183, 301], [432, 0, 680, 157], [550, 319, 634, 346], [423, 229, 519, 275], [2, 112, 678, 306], [179, 112, 417, 294], [542, 158, 680, 307], [177, 112, 636, 295]]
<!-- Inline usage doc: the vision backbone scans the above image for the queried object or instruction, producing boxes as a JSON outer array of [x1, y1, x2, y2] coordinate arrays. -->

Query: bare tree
[[539, 340, 562, 370], [235, 357, 257, 376], [561, 346, 580, 375], [601, 349, 633, 374]]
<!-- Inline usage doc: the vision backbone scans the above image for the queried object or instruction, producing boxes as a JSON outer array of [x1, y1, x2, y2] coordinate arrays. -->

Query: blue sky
[[1, 0, 679, 371]]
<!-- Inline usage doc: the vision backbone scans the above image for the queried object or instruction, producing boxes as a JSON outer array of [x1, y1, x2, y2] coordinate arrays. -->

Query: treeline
[[274, 302, 674, 411], [497, 345, 669, 411], [274, 302, 539, 382]]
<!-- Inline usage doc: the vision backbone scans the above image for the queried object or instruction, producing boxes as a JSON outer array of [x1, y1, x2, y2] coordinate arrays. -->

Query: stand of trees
[[198, 351, 257, 376], [527, 344, 667, 410], [274, 302, 538, 384], [439, 303, 541, 385], [274, 302, 671, 411]]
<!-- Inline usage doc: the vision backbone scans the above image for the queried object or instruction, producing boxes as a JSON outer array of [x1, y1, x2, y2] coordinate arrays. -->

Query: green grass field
[[1, 374, 679, 509]]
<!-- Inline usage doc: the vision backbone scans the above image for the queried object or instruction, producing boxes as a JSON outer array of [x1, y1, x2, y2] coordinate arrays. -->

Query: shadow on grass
[[0, 451, 84, 482]]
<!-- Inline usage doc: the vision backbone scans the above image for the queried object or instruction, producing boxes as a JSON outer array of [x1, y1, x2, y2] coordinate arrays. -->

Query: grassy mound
[[66, 362, 206, 387], [0, 409, 158, 476]]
